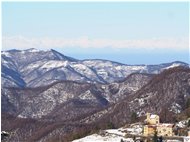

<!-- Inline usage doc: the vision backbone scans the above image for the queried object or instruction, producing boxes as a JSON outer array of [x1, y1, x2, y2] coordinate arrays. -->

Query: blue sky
[[2, 2, 189, 64]]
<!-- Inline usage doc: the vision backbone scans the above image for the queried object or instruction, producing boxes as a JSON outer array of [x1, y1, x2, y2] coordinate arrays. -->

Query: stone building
[[143, 113, 174, 137], [157, 123, 174, 136], [145, 113, 160, 125]]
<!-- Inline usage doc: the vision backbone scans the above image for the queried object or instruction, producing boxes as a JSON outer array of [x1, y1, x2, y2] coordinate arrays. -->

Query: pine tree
[[130, 111, 138, 123], [185, 98, 190, 108], [120, 138, 124, 142], [153, 131, 158, 142], [187, 119, 190, 127], [107, 122, 115, 129]]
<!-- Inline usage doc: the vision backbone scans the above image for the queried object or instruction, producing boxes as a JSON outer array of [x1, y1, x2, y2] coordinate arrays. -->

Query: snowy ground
[[72, 120, 189, 142], [72, 127, 139, 142], [72, 133, 133, 142]]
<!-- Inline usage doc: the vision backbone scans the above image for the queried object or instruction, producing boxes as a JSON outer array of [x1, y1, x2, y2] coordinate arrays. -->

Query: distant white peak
[[150, 114, 158, 119], [25, 48, 41, 52], [47, 49, 55, 52]]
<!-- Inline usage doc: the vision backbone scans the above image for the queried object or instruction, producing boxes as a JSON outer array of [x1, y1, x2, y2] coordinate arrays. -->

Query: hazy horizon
[[2, 2, 189, 64]]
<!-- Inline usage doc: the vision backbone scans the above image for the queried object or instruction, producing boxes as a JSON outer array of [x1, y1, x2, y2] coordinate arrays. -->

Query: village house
[[143, 125, 157, 136], [157, 123, 174, 136], [145, 113, 160, 125], [143, 113, 174, 137]]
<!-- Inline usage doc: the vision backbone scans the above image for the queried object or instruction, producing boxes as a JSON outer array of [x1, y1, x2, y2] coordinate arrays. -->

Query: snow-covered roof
[[150, 114, 158, 119]]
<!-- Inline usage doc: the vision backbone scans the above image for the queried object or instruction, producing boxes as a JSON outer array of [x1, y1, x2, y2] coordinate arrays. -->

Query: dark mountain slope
[[81, 67, 190, 126], [2, 73, 152, 122], [2, 67, 190, 142]]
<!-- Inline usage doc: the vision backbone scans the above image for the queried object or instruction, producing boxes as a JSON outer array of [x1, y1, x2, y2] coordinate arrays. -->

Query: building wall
[[146, 113, 160, 125], [143, 125, 149, 136], [144, 125, 174, 136], [143, 125, 156, 136], [157, 126, 173, 136], [144, 113, 174, 137]]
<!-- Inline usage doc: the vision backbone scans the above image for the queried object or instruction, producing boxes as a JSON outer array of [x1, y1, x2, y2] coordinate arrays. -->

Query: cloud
[[2, 36, 189, 51]]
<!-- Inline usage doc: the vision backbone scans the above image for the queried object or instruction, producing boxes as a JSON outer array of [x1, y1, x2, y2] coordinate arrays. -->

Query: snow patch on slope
[[169, 102, 182, 114], [41, 60, 69, 69]]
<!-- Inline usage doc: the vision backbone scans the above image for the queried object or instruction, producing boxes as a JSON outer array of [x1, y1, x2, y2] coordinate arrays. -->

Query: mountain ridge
[[1, 48, 188, 88]]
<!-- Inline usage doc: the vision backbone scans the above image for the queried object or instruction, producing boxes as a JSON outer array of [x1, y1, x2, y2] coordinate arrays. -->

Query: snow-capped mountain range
[[1, 49, 190, 142], [1, 48, 188, 88]]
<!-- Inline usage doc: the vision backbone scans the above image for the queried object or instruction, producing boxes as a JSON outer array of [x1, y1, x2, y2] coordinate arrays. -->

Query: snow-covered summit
[[1, 49, 189, 87], [24, 48, 41, 52]]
